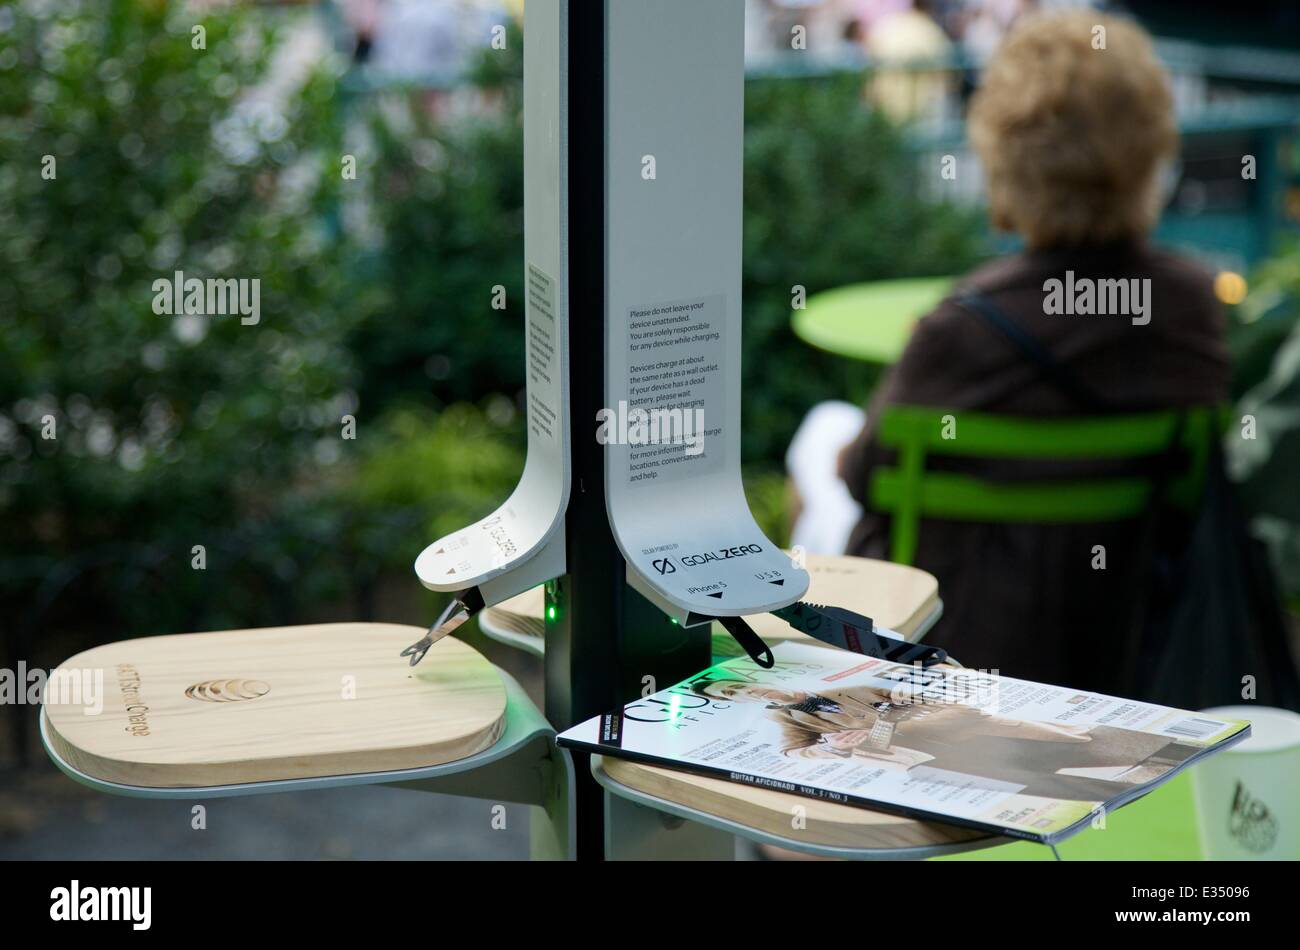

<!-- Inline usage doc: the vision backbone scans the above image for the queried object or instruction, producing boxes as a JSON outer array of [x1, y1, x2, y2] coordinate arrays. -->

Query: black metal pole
[[545, 0, 710, 861], [544, 0, 614, 862]]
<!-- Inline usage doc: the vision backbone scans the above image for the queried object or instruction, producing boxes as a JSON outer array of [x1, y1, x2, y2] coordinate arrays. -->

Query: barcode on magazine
[[1164, 717, 1223, 739]]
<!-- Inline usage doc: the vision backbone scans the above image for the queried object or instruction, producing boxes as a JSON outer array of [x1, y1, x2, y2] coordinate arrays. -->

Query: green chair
[[869, 405, 1227, 566], [872, 405, 1228, 861]]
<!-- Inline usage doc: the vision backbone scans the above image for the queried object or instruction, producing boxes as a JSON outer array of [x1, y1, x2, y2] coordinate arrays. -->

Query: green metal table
[[937, 771, 1204, 861], [794, 277, 954, 364]]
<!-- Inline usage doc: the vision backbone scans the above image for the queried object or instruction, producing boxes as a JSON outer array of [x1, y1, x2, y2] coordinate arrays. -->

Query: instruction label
[[624, 294, 725, 486], [527, 263, 560, 446]]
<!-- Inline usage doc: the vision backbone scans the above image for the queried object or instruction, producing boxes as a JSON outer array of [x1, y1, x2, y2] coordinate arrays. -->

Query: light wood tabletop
[[597, 756, 992, 852], [586, 556, 993, 855], [481, 585, 546, 642], [732, 553, 940, 644], [480, 554, 942, 655], [43, 623, 507, 789]]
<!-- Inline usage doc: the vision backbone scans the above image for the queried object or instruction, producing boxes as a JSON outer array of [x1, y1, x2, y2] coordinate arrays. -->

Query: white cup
[[1191, 705, 1300, 860]]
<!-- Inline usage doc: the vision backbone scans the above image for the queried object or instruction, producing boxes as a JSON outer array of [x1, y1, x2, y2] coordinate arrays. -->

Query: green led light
[[547, 605, 557, 621]]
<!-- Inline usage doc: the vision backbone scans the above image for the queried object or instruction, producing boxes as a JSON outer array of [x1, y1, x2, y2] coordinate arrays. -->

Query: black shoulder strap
[[956, 291, 1114, 414]]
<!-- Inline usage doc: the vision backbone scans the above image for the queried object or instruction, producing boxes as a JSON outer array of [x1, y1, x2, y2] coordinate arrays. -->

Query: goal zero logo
[[653, 558, 676, 575], [680, 544, 763, 567]]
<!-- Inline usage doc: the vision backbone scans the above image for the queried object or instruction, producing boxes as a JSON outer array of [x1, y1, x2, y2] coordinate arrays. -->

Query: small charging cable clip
[[400, 587, 486, 666], [714, 602, 948, 671], [771, 602, 948, 667]]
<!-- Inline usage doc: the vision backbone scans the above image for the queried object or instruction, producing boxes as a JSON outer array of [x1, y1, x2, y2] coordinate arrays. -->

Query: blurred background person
[[861, 0, 955, 125], [757, 0, 855, 52], [836, 11, 1231, 695], [341, 0, 510, 117]]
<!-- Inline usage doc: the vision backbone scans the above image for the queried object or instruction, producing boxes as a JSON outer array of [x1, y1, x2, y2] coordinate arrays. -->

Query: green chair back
[[869, 405, 1227, 566]]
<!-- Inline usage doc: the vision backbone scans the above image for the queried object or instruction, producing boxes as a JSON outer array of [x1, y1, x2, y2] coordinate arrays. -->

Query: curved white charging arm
[[601, 0, 809, 626], [414, 0, 570, 610]]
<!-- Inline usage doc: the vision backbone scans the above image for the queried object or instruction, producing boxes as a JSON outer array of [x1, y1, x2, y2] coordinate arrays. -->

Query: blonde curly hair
[[968, 11, 1178, 249]]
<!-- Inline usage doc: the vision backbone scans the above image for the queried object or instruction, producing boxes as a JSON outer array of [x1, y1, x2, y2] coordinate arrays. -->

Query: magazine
[[557, 641, 1252, 844]]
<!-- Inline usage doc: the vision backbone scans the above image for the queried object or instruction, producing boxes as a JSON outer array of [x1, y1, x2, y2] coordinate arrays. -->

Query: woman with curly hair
[[838, 11, 1230, 695]]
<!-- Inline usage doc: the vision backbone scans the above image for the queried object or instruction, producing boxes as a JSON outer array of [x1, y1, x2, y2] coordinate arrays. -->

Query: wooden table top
[[737, 553, 940, 643], [41, 562, 966, 854], [43, 623, 507, 789], [481, 553, 941, 652], [597, 756, 994, 853], [585, 556, 989, 855]]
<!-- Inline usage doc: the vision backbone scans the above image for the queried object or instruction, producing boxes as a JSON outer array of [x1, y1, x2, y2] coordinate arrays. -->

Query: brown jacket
[[840, 241, 1230, 697]]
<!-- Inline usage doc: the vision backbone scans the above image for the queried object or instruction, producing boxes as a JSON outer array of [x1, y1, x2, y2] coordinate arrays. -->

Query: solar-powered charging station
[[39, 0, 974, 862], [410, 0, 812, 856]]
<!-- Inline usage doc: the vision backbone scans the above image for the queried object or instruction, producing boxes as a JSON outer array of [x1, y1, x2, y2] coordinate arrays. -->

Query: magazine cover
[[558, 642, 1253, 844]]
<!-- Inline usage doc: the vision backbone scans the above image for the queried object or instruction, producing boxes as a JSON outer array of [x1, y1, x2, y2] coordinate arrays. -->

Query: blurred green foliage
[[338, 402, 523, 567], [0, 0, 372, 637], [743, 469, 793, 549], [1227, 241, 1300, 598], [0, 2, 984, 650], [1229, 242, 1300, 399], [742, 75, 985, 462], [348, 19, 526, 411]]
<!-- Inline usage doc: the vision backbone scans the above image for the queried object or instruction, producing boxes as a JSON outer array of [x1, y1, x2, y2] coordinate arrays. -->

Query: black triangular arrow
[[769, 579, 785, 586], [707, 591, 724, 599]]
